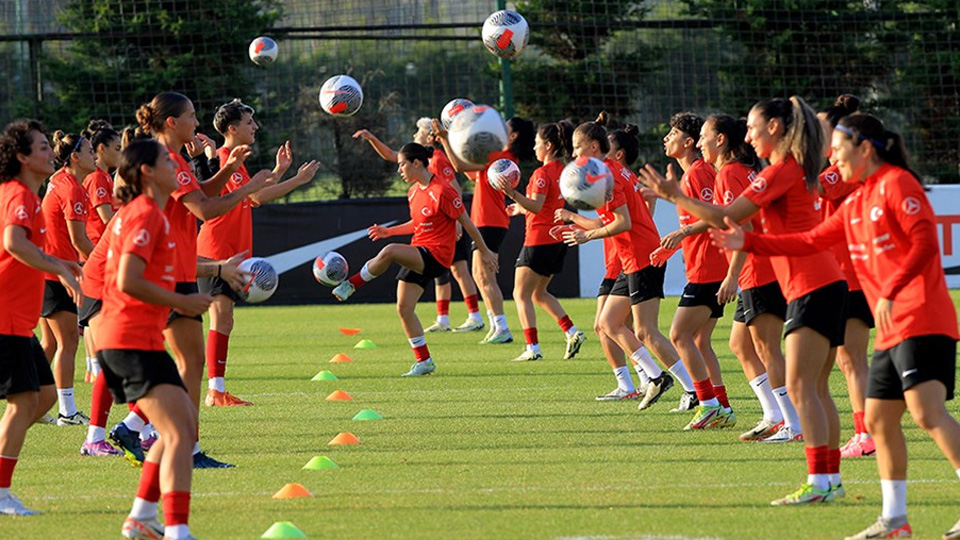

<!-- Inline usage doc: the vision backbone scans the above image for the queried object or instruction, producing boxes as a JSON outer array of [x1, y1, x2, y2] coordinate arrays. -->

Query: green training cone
[[261, 521, 307, 539], [302, 455, 339, 470], [354, 339, 377, 349], [352, 409, 383, 421], [311, 370, 338, 382]]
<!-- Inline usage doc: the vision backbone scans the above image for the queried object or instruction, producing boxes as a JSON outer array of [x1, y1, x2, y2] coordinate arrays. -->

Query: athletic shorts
[[397, 246, 449, 290], [597, 277, 618, 297], [435, 235, 473, 286], [198, 276, 241, 303], [97, 348, 186, 404], [784, 280, 848, 348], [678, 281, 725, 319], [0, 335, 54, 399], [472, 226, 508, 254], [41, 279, 77, 317], [733, 281, 787, 325], [844, 289, 875, 329], [609, 265, 666, 305], [77, 295, 102, 328], [515, 243, 567, 277], [867, 335, 956, 401], [167, 281, 203, 326]]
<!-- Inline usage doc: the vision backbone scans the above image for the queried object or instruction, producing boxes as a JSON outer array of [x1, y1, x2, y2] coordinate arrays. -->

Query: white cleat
[[484, 328, 514, 345], [510, 349, 543, 362], [402, 359, 436, 377], [843, 516, 912, 539], [670, 391, 697, 412], [453, 318, 485, 332], [563, 331, 587, 359], [425, 321, 452, 333], [758, 423, 803, 443], [0, 492, 40, 516], [595, 388, 640, 401], [122, 516, 165, 539], [332, 281, 355, 302], [57, 410, 91, 426]]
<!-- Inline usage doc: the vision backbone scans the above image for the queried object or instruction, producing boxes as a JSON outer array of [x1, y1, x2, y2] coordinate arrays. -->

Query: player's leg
[[396, 275, 437, 377], [838, 318, 872, 457], [334, 243, 425, 301], [426, 275, 453, 333], [450, 259, 483, 332], [204, 293, 250, 406], [46, 310, 86, 425], [510, 266, 542, 361], [730, 321, 782, 441]]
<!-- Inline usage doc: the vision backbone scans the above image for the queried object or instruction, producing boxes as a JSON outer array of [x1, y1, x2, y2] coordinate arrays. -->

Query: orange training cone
[[325, 390, 353, 401], [339, 328, 362, 336], [272, 483, 313, 499], [328, 432, 360, 445], [329, 353, 353, 364]]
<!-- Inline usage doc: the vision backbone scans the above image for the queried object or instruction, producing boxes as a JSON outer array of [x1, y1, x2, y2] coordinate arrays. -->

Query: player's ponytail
[[708, 114, 759, 171], [398, 142, 432, 168], [507, 117, 536, 162], [136, 92, 191, 136], [607, 124, 640, 166], [52, 130, 83, 169], [836, 113, 922, 185], [754, 97, 823, 190], [0, 119, 46, 183], [115, 139, 164, 205], [537, 121, 572, 161]]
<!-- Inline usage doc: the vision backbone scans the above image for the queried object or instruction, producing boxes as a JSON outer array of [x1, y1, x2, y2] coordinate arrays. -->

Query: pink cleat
[[80, 440, 122, 457]]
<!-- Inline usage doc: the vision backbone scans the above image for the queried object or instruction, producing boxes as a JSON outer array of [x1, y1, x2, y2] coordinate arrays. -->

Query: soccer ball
[[313, 251, 349, 287], [559, 157, 614, 210], [238, 257, 278, 303], [482, 10, 529, 59], [319, 75, 364, 117], [440, 98, 474, 130], [448, 105, 508, 166], [248, 37, 278, 66], [487, 158, 520, 190]]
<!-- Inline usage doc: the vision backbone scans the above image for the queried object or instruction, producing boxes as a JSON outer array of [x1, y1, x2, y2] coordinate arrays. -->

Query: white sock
[[861, 432, 872, 440], [122, 412, 146, 433], [140, 425, 157, 441], [208, 377, 225, 393], [829, 472, 842, 487], [701, 396, 720, 407], [408, 335, 426, 348], [469, 310, 483, 323], [613, 366, 635, 393], [85, 356, 91, 373], [807, 473, 830, 492], [631, 360, 652, 387], [86, 426, 106, 444], [955, 468, 960, 481], [0, 488, 9, 499], [881, 479, 907, 520], [165, 524, 191, 540], [192, 441, 201, 455], [486, 310, 495, 329], [129, 497, 158, 520], [749, 374, 783, 423], [437, 314, 450, 326], [90, 356, 100, 376], [528, 343, 541, 354], [773, 386, 801, 433], [668, 361, 695, 392], [57, 388, 77, 416], [495, 314, 508, 332], [565, 325, 579, 338], [359, 262, 378, 282], [630, 347, 662, 378]]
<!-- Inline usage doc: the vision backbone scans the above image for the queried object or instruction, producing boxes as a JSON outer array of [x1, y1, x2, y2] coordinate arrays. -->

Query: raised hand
[[637, 163, 682, 202], [708, 216, 746, 251]]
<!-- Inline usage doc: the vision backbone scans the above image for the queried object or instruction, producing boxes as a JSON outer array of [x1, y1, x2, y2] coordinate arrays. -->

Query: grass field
[[5, 293, 960, 539]]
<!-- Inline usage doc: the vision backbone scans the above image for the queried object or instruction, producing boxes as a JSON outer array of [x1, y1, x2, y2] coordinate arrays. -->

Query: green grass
[[5, 293, 960, 539]]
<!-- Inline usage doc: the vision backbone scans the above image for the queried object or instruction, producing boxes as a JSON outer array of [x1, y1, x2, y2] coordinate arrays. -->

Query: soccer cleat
[[510, 349, 543, 362], [563, 331, 587, 360], [670, 391, 698, 412], [844, 516, 912, 539], [770, 482, 830, 505], [841, 434, 877, 458], [57, 410, 91, 426], [35, 413, 57, 425], [717, 409, 738, 428], [479, 326, 495, 344], [453, 318, 485, 332], [141, 432, 158, 454], [740, 419, 784, 442], [943, 516, 960, 540], [110, 423, 145, 466], [80, 440, 122, 457], [0, 492, 40, 516], [193, 451, 235, 469], [758, 423, 803, 443], [595, 388, 640, 401], [637, 373, 674, 411], [425, 321, 452, 333], [825, 482, 846, 502], [684, 404, 723, 430], [122, 516, 165, 539], [332, 281, 355, 302], [204, 389, 252, 407], [402, 359, 436, 377], [485, 328, 514, 345]]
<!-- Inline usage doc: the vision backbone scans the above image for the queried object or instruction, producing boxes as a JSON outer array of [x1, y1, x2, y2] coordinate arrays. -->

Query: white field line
[[245, 386, 571, 398]]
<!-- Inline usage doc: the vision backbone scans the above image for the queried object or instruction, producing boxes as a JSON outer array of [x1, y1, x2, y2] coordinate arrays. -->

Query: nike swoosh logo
[[40, 228, 46, 233], [901, 369, 918, 377], [586, 172, 610, 184], [262, 223, 396, 275], [682, 294, 695, 298], [167, 242, 175, 248], [744, 309, 752, 313], [785, 318, 794, 325]]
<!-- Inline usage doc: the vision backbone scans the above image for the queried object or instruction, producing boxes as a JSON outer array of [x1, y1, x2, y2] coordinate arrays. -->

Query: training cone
[[329, 353, 352, 364], [352, 409, 383, 421], [302, 455, 339, 470], [339, 327, 362, 336], [325, 390, 353, 401], [261, 521, 307, 539], [354, 339, 376, 349], [328, 432, 360, 445], [311, 370, 338, 382], [272, 483, 313, 499]]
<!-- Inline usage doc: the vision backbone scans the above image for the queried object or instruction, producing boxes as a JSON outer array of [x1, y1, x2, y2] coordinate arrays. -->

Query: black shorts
[[97, 349, 186, 404], [784, 280, 848, 348], [472, 226, 508, 254], [610, 265, 666, 305], [844, 289, 875, 329], [597, 277, 618, 297], [453, 232, 471, 263], [167, 281, 203, 326], [733, 281, 788, 325], [41, 279, 77, 317], [867, 335, 957, 401], [0, 335, 54, 399], [198, 276, 241, 303], [678, 281, 725, 319], [397, 247, 449, 289], [77, 295, 102, 328], [515, 243, 567, 277]]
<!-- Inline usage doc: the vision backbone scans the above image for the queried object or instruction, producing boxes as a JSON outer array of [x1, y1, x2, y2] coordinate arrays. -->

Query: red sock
[[90, 374, 113, 428], [0, 456, 18, 489], [136, 460, 161, 502], [347, 273, 367, 289], [206, 330, 229, 379], [556, 315, 574, 333], [464, 294, 479, 314], [436, 299, 450, 317], [853, 411, 866, 435], [128, 403, 149, 423], [162, 491, 191, 526], [413, 344, 431, 363], [713, 385, 730, 409], [828, 448, 841, 474], [693, 379, 716, 403], [523, 328, 538, 346], [805, 445, 831, 475]]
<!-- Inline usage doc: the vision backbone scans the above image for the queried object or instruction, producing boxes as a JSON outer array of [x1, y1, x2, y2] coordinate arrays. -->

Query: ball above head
[[487, 158, 520, 190], [447, 105, 508, 166], [238, 257, 279, 303], [482, 10, 530, 59], [559, 157, 614, 210], [319, 75, 364, 117], [248, 37, 278, 66], [313, 251, 349, 287], [440, 98, 474, 130]]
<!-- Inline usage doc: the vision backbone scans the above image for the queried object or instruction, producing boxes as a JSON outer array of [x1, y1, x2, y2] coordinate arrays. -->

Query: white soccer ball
[[482, 10, 530, 59], [487, 158, 520, 190], [313, 251, 349, 287], [440, 98, 474, 130], [319, 75, 364, 117], [248, 37, 278, 66], [238, 257, 278, 303], [559, 157, 614, 210], [448, 105, 508, 166]]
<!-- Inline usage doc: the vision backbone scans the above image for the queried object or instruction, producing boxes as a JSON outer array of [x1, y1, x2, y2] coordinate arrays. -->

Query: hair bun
[[52, 130, 66, 145], [595, 111, 609, 126], [623, 124, 639, 137], [835, 94, 861, 115], [135, 104, 155, 133]]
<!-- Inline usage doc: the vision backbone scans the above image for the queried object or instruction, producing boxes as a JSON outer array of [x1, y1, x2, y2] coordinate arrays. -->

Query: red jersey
[[41, 168, 89, 280], [99, 195, 176, 351], [678, 159, 728, 283], [470, 150, 515, 229], [82, 167, 117, 246], [197, 146, 253, 261], [741, 156, 844, 302], [715, 162, 777, 290], [819, 164, 862, 291], [602, 237, 622, 279], [744, 164, 957, 349], [598, 160, 660, 274], [523, 160, 565, 246], [81, 232, 109, 300], [0, 180, 46, 336], [163, 149, 202, 282], [429, 148, 457, 187], [408, 178, 465, 268]]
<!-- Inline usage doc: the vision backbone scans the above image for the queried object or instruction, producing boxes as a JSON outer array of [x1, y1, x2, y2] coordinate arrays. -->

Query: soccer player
[[332, 142, 498, 377], [500, 120, 586, 361], [0, 119, 82, 515], [353, 119, 484, 333], [97, 138, 211, 540], [640, 96, 846, 505], [198, 99, 319, 407]]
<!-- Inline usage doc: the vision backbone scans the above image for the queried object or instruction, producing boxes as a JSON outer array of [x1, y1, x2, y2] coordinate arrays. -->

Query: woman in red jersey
[[712, 113, 960, 540], [640, 96, 846, 505], [435, 114, 536, 345], [333, 143, 496, 377], [500, 120, 585, 362], [354, 118, 484, 333], [97, 139, 211, 540], [0, 119, 81, 515]]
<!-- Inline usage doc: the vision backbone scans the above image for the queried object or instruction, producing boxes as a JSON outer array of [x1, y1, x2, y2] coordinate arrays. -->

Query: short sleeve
[[64, 184, 88, 221], [529, 168, 550, 196], [3, 190, 39, 232], [86, 171, 113, 208], [171, 169, 201, 202], [684, 167, 717, 204], [120, 208, 163, 264], [601, 177, 627, 214], [741, 163, 793, 208], [440, 184, 465, 220]]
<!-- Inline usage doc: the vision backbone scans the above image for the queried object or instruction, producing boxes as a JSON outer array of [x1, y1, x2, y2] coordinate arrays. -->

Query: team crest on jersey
[[74, 202, 85, 215], [96, 187, 108, 199], [723, 191, 734, 205], [453, 197, 463, 209], [231, 172, 243, 185], [421, 207, 433, 217], [823, 171, 840, 185], [699, 187, 714, 201], [870, 206, 884, 222], [177, 171, 192, 186], [751, 176, 767, 192], [901, 197, 921, 216], [443, 167, 454, 178], [14, 205, 28, 220], [133, 228, 150, 247], [536, 178, 547, 189]]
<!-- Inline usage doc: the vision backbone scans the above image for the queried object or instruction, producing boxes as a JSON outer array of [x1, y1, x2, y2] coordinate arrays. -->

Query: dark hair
[[607, 124, 640, 166], [506, 117, 536, 161], [115, 139, 164, 204], [820, 94, 861, 128], [136, 92, 192, 136], [537, 120, 574, 160], [574, 111, 611, 155], [213, 98, 256, 135], [836, 113, 921, 185], [83, 119, 119, 155], [706, 114, 759, 171], [398, 142, 432, 167], [52, 130, 84, 169], [669, 112, 704, 145], [752, 96, 824, 190], [0, 119, 46, 182]]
